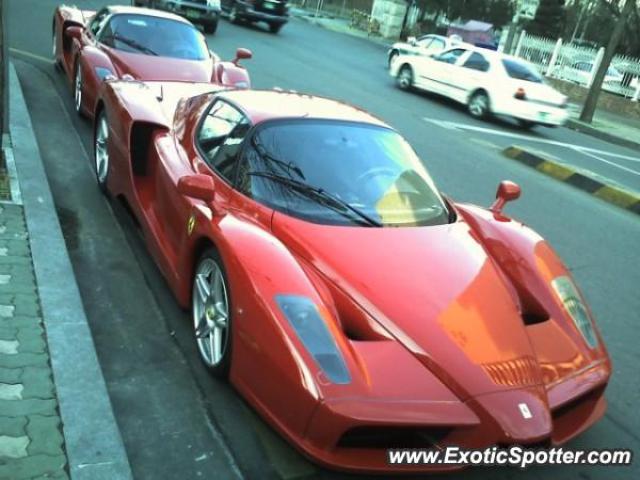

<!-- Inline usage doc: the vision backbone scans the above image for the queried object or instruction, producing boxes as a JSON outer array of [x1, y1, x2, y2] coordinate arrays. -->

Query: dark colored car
[[133, 0, 222, 34], [222, 0, 289, 33]]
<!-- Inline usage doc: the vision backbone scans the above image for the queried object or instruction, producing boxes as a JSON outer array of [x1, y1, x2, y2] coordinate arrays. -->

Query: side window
[[197, 101, 249, 182], [89, 9, 110, 37], [426, 38, 445, 52], [435, 48, 466, 64], [416, 36, 433, 48], [463, 52, 490, 72]]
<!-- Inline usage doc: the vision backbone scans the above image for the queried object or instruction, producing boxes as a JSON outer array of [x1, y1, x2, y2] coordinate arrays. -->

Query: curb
[[566, 119, 640, 153], [502, 145, 640, 216], [9, 63, 134, 480]]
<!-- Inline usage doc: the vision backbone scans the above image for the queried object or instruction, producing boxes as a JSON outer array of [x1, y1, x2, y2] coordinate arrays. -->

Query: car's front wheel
[[468, 91, 490, 119], [396, 65, 413, 90], [517, 119, 536, 130], [192, 248, 232, 377], [73, 63, 84, 116], [269, 23, 283, 34], [94, 110, 110, 193], [204, 20, 218, 34]]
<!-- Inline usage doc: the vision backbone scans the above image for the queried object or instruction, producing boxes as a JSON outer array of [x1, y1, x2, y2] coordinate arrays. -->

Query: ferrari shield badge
[[518, 402, 533, 419], [187, 214, 196, 236]]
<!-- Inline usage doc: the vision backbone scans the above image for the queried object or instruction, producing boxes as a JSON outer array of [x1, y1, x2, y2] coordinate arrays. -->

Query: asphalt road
[[6, 1, 640, 479]]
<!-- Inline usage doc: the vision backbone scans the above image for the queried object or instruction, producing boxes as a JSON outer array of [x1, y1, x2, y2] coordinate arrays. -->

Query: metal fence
[[289, 0, 374, 19], [512, 31, 640, 101]]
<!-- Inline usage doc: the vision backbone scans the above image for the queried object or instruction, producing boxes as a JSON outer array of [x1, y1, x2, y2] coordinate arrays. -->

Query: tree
[[579, 0, 636, 123], [528, 0, 566, 38]]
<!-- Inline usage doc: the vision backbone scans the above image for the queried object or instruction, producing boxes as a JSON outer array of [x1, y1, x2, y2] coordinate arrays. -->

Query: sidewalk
[[0, 200, 67, 479], [0, 64, 133, 480], [292, 7, 391, 50]]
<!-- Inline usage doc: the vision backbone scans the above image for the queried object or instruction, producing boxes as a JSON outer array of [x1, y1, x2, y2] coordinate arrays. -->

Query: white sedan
[[390, 46, 570, 128]]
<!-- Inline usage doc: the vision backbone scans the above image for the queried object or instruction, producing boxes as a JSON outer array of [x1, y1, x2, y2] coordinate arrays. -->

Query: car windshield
[[101, 14, 208, 61], [502, 59, 544, 83], [238, 121, 450, 227]]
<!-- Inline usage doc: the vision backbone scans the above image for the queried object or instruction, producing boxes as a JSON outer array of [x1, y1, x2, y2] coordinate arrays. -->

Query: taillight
[[514, 87, 526, 100]]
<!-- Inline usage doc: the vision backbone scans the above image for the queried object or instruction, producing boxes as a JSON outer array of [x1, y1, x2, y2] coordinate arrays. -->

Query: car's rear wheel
[[396, 65, 413, 90], [204, 20, 218, 34], [74, 64, 84, 116], [518, 119, 536, 130], [468, 91, 490, 119], [192, 248, 232, 377], [269, 23, 283, 34], [94, 110, 110, 193]]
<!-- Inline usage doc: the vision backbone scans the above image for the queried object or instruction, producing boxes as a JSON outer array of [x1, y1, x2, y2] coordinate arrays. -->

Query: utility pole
[[579, 0, 634, 123]]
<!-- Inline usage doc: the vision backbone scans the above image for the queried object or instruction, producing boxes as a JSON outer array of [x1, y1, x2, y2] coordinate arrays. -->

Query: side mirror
[[233, 48, 252, 66], [408, 36, 417, 46], [490, 180, 521, 214], [177, 174, 215, 202], [65, 26, 83, 40]]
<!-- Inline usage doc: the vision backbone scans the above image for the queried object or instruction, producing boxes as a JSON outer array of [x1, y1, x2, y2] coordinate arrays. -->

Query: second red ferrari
[[53, 4, 252, 118]]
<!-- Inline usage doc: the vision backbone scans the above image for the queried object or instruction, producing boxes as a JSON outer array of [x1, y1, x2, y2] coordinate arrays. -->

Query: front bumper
[[238, 7, 289, 24], [170, 2, 221, 22], [292, 363, 609, 473]]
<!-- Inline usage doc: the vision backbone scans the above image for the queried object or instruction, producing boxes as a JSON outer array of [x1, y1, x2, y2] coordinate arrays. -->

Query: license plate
[[187, 9, 201, 19]]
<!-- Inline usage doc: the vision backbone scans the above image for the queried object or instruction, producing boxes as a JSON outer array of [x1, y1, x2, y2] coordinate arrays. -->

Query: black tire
[[518, 119, 536, 130], [269, 23, 283, 34], [204, 20, 218, 34], [396, 65, 413, 90], [388, 50, 399, 68], [192, 248, 232, 378], [468, 91, 490, 119]]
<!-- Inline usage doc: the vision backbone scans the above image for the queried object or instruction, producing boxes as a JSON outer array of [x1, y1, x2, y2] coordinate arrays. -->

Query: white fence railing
[[509, 31, 640, 101]]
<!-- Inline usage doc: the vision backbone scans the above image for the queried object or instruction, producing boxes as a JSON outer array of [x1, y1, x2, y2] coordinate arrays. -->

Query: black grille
[[337, 426, 451, 449]]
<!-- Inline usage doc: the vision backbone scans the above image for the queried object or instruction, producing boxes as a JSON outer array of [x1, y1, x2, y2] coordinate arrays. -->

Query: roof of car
[[218, 90, 391, 128], [106, 6, 191, 25]]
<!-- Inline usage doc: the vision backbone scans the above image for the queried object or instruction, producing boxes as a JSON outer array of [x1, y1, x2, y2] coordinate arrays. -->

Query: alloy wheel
[[192, 257, 229, 368], [397, 66, 413, 90], [74, 66, 83, 113], [469, 92, 489, 118], [94, 112, 109, 189]]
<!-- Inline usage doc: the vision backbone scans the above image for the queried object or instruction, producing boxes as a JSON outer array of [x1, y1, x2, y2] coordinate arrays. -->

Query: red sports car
[[93, 81, 611, 473], [52, 5, 251, 118]]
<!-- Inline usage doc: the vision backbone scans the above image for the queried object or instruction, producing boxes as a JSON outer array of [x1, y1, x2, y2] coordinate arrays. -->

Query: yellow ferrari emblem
[[187, 214, 196, 236]]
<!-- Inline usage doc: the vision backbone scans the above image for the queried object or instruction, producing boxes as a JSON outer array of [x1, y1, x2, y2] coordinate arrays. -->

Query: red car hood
[[273, 213, 542, 400], [107, 49, 213, 82]]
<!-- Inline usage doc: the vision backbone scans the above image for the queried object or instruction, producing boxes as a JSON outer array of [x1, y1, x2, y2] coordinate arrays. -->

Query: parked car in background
[[387, 34, 461, 67], [133, 0, 222, 34], [53, 5, 252, 117], [556, 60, 624, 94], [222, 0, 289, 33], [390, 46, 569, 128]]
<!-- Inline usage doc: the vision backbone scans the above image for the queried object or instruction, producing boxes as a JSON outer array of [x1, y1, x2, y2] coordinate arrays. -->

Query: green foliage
[[417, 0, 514, 27], [528, 0, 566, 38]]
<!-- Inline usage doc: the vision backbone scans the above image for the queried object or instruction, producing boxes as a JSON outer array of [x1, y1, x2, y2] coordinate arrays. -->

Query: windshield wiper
[[102, 34, 158, 56], [247, 171, 382, 227], [251, 137, 305, 180]]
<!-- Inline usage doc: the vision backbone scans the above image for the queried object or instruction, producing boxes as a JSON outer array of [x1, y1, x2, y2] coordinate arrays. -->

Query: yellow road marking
[[593, 185, 640, 208], [537, 161, 575, 181], [9, 47, 55, 65]]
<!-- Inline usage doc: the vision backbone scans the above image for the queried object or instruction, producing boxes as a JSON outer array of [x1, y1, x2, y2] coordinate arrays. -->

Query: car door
[[153, 99, 251, 269], [415, 48, 467, 97], [455, 51, 491, 103]]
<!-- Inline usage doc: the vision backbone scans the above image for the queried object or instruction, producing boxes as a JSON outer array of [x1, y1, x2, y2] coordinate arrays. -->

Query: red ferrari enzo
[[93, 80, 611, 473], [53, 5, 252, 118]]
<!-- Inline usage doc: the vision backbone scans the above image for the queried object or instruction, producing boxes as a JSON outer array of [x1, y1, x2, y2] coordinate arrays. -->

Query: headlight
[[551, 276, 598, 348], [95, 67, 115, 81], [207, 0, 221, 8], [276, 295, 351, 384]]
